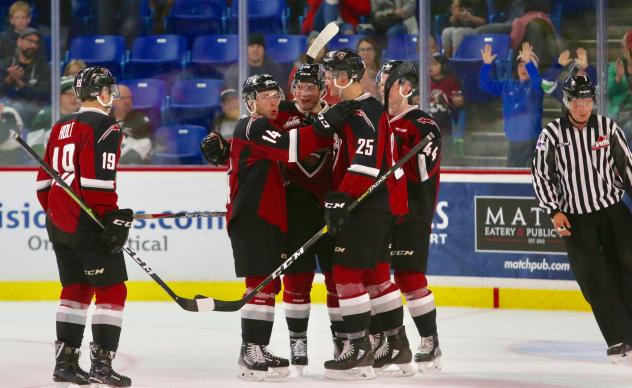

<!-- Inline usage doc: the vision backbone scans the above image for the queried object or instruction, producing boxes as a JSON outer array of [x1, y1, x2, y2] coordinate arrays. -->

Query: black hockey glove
[[312, 100, 361, 137], [101, 209, 134, 254], [200, 131, 230, 166], [324, 191, 353, 236]]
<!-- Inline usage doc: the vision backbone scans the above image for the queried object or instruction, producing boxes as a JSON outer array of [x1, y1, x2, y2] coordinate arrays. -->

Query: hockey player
[[319, 49, 411, 380], [274, 64, 341, 374], [35, 67, 133, 387], [201, 74, 359, 381], [377, 60, 443, 373]]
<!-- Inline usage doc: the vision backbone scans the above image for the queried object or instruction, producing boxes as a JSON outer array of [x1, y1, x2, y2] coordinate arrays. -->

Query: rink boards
[[0, 168, 590, 311]]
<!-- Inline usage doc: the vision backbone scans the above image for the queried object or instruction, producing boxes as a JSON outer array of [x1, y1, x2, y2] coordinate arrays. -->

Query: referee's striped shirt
[[532, 113, 632, 215]]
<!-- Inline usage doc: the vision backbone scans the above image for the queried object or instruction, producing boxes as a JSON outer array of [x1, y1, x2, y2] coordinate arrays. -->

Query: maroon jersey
[[390, 106, 441, 226], [36, 108, 123, 233], [275, 100, 332, 202], [227, 114, 332, 232], [331, 93, 408, 215]]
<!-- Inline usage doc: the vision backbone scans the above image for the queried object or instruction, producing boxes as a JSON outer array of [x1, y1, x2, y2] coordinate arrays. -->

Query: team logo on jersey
[[535, 139, 547, 151], [394, 127, 407, 133], [283, 116, 301, 129], [417, 117, 438, 129], [592, 134, 609, 150], [97, 123, 121, 143]]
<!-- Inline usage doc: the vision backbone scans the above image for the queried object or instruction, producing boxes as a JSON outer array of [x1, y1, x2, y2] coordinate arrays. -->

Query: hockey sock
[[57, 284, 94, 348], [92, 283, 126, 352], [366, 262, 404, 334], [333, 265, 371, 339], [395, 271, 437, 336], [324, 271, 345, 335], [283, 272, 314, 337], [242, 276, 280, 345]]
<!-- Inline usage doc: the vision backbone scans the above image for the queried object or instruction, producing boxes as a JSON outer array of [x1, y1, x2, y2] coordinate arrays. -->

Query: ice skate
[[52, 341, 90, 386], [372, 327, 414, 376], [261, 345, 290, 378], [289, 336, 308, 376], [324, 335, 376, 380], [415, 332, 442, 373], [237, 342, 268, 381], [88, 342, 131, 387], [330, 325, 345, 359], [607, 343, 632, 364]]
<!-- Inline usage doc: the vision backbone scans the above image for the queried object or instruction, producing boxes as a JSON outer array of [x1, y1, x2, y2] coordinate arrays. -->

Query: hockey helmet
[[376, 60, 403, 84], [321, 49, 366, 83], [292, 63, 325, 91], [74, 66, 119, 101], [242, 74, 284, 104], [382, 61, 419, 109], [562, 75, 596, 106]]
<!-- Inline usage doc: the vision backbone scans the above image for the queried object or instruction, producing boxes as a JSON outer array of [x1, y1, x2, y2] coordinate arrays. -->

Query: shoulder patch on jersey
[[535, 139, 548, 151], [417, 116, 438, 128], [97, 123, 121, 143]]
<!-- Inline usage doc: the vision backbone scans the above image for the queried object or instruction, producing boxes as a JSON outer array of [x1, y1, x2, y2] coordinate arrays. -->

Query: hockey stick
[[196, 131, 437, 312], [133, 211, 226, 220], [10, 130, 216, 313], [306, 21, 339, 64]]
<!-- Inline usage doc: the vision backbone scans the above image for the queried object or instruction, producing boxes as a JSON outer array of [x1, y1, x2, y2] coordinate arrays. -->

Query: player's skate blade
[[607, 343, 632, 364], [324, 366, 376, 380], [375, 362, 415, 376], [417, 356, 442, 373], [237, 366, 267, 381], [265, 366, 290, 378]]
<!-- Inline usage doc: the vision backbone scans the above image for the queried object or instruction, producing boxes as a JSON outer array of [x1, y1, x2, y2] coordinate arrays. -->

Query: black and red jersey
[[390, 106, 442, 225], [227, 114, 332, 232], [275, 100, 332, 202], [36, 108, 123, 233], [331, 93, 408, 216]]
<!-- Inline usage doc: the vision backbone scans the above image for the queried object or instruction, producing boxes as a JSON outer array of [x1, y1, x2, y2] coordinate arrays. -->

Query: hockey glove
[[101, 209, 134, 254], [313, 100, 361, 137], [200, 131, 230, 166], [324, 191, 353, 237]]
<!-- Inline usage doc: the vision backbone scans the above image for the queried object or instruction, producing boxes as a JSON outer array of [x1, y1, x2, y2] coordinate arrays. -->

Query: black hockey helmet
[[376, 60, 404, 84], [74, 66, 118, 101], [321, 49, 365, 82], [242, 74, 283, 103], [293, 63, 325, 90], [382, 61, 418, 109], [562, 75, 596, 103]]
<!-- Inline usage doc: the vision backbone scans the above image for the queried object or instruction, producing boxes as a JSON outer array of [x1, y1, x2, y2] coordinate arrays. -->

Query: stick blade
[[306, 22, 339, 63]]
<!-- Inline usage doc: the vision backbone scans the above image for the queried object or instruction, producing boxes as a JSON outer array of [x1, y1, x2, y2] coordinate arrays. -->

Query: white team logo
[[283, 116, 301, 129]]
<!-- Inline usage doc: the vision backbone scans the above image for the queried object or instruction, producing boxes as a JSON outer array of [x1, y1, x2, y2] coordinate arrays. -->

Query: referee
[[532, 75, 632, 363]]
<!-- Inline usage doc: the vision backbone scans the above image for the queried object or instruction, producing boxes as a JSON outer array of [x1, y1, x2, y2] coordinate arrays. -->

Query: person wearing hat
[[223, 34, 285, 91], [212, 88, 240, 141], [480, 41, 544, 167], [0, 26, 51, 125]]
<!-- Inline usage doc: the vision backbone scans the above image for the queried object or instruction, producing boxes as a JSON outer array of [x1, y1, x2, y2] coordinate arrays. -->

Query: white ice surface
[[1, 302, 632, 388]]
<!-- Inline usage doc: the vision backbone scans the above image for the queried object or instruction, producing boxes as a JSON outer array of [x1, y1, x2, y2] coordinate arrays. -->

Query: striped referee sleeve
[[532, 127, 561, 215], [609, 118, 632, 197]]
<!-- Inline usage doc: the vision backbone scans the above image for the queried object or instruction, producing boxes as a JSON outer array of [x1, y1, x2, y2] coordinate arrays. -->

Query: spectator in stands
[[370, 0, 418, 36], [223, 34, 285, 91], [0, 1, 33, 58], [0, 27, 51, 126], [149, 0, 173, 34], [63, 59, 87, 77], [542, 48, 596, 103], [212, 89, 240, 141], [442, 0, 488, 57], [0, 99, 23, 164], [480, 41, 543, 167], [302, 0, 371, 35], [287, 31, 326, 99], [608, 29, 632, 135], [357, 37, 381, 98], [111, 84, 154, 164], [476, 0, 524, 34], [430, 53, 466, 161], [97, 0, 141, 47], [510, 0, 557, 70], [28, 76, 79, 156]]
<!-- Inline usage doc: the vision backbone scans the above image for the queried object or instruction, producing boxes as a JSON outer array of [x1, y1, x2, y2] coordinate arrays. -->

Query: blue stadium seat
[[153, 125, 208, 165], [189, 34, 238, 78], [327, 34, 366, 52], [120, 79, 167, 129], [126, 35, 187, 79], [265, 34, 306, 65], [68, 35, 126, 79], [165, 79, 223, 128], [384, 34, 419, 61], [449, 34, 511, 103], [230, 0, 287, 34], [166, 0, 226, 45]]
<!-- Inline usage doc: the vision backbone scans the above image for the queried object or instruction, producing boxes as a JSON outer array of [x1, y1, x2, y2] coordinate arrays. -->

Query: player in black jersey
[[377, 60, 443, 373]]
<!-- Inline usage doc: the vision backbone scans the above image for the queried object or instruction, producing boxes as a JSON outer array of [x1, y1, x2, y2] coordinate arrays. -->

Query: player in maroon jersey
[[318, 49, 412, 380], [377, 60, 443, 373], [35, 67, 133, 387], [201, 74, 359, 381]]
